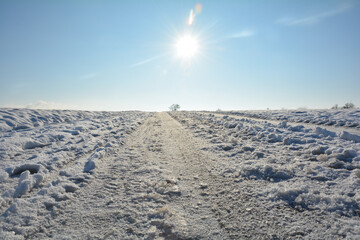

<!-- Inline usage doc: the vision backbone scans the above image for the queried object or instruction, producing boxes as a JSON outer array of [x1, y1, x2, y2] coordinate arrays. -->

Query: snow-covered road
[[1, 109, 359, 239]]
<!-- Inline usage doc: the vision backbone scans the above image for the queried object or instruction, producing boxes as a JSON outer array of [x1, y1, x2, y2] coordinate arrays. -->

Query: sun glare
[[175, 35, 199, 59]]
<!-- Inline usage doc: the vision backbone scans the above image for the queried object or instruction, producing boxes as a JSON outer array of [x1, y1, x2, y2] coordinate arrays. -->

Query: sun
[[175, 35, 199, 59]]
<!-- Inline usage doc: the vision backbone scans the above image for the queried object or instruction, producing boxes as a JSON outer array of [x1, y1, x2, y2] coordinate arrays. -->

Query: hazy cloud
[[0, 103, 25, 109], [25, 100, 78, 110], [226, 30, 255, 39], [278, 3, 353, 26], [80, 73, 97, 80], [130, 54, 167, 68], [1, 101, 79, 110]]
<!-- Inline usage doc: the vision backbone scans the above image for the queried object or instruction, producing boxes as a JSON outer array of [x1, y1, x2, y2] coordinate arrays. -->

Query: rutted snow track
[[1, 109, 360, 239], [170, 111, 360, 239], [27, 113, 228, 239]]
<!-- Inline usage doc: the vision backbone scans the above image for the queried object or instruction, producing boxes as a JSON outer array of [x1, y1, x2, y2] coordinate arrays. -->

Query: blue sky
[[0, 0, 359, 111]]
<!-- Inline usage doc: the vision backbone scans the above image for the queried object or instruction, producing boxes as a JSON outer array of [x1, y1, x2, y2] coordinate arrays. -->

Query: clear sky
[[1, 0, 359, 111]]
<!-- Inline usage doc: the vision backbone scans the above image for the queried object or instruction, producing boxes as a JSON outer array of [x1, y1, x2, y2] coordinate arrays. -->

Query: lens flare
[[187, 3, 203, 26], [195, 3, 203, 13], [187, 9, 194, 25]]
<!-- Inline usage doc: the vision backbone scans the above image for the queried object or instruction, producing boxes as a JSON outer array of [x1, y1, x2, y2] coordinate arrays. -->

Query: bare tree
[[331, 104, 338, 109], [343, 103, 355, 109], [169, 104, 180, 111]]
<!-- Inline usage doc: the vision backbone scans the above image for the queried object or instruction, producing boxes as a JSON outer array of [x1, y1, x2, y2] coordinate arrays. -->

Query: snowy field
[[216, 109, 360, 129], [0, 109, 151, 238], [0, 108, 359, 239]]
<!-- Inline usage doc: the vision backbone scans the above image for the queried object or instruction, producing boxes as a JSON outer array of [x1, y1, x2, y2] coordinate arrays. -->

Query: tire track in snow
[[10, 111, 357, 239], [170, 111, 360, 239], [163, 112, 284, 239], [28, 113, 230, 239]]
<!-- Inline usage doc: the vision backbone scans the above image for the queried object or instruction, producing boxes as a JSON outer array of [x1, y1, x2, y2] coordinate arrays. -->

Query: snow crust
[[0, 108, 359, 239], [0, 108, 150, 238], [224, 109, 360, 129], [171, 110, 360, 238]]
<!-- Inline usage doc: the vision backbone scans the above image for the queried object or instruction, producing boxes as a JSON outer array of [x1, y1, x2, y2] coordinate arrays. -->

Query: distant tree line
[[331, 102, 355, 109]]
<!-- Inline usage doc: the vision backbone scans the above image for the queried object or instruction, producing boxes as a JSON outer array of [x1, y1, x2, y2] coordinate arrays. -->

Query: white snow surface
[[220, 109, 360, 129], [0, 108, 150, 238], [0, 108, 359, 239], [172, 110, 360, 238]]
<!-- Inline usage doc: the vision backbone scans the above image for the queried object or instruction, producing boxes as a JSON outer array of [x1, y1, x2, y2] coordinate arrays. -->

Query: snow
[[0, 108, 150, 238], [340, 131, 360, 143], [222, 109, 360, 129], [0, 108, 359, 239], [83, 148, 106, 173], [13, 170, 44, 198], [171, 110, 360, 237]]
